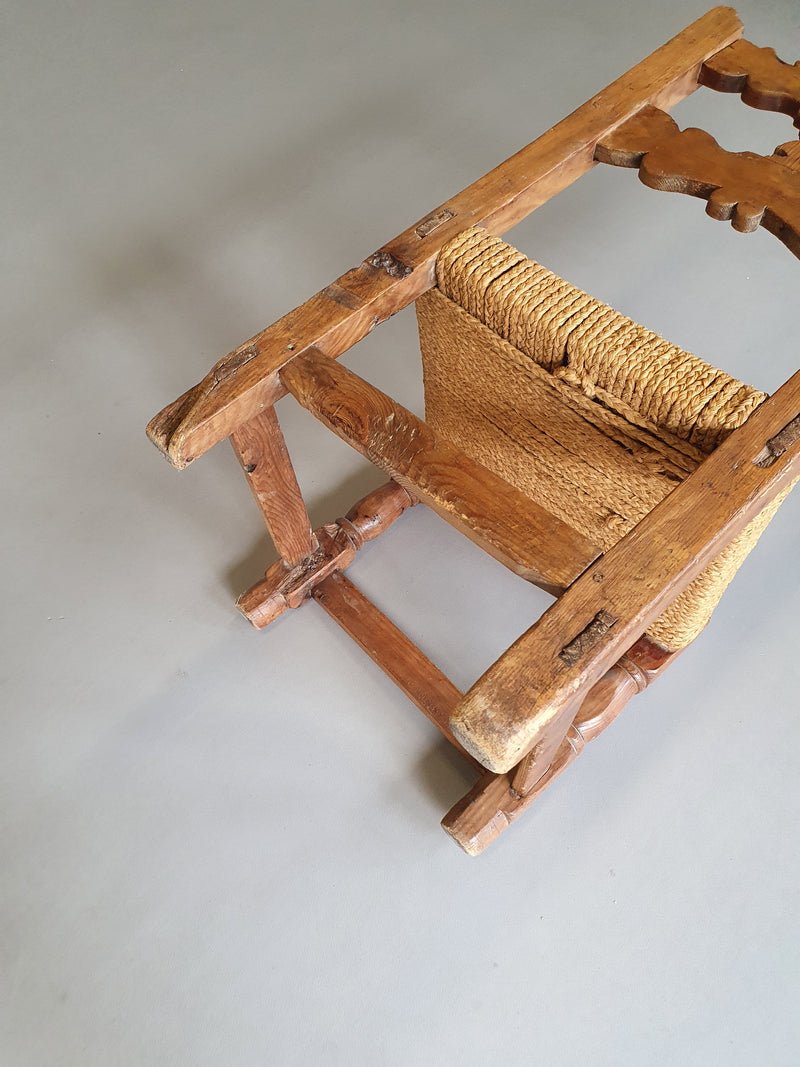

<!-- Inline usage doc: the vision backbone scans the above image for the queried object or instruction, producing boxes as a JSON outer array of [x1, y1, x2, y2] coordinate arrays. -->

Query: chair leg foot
[[237, 480, 414, 628], [442, 727, 583, 855], [442, 635, 679, 853]]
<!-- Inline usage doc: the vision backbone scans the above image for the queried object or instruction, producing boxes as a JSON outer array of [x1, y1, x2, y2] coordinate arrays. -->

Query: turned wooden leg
[[442, 636, 679, 854], [237, 480, 415, 628]]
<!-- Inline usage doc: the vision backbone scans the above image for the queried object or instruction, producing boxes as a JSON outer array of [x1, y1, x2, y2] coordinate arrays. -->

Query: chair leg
[[442, 636, 678, 854], [231, 406, 318, 565], [237, 480, 415, 628]]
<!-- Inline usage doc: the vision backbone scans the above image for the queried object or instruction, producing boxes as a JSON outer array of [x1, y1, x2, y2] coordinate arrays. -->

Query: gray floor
[[3, 2, 799, 1064]]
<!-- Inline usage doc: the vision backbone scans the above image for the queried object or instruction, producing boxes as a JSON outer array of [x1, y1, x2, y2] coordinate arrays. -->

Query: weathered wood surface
[[450, 371, 800, 773], [280, 347, 602, 593], [443, 637, 677, 854], [595, 105, 800, 257], [146, 7, 742, 469], [312, 570, 476, 762], [231, 406, 317, 565], [701, 37, 800, 127], [237, 480, 414, 628]]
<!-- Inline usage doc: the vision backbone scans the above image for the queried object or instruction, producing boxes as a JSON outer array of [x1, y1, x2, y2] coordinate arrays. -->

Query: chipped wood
[[443, 637, 676, 853]]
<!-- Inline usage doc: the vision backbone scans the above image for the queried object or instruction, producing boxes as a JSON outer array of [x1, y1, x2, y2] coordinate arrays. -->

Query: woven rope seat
[[416, 226, 787, 650]]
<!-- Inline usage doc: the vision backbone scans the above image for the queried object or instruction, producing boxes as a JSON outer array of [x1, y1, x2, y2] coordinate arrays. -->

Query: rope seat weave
[[416, 226, 787, 649]]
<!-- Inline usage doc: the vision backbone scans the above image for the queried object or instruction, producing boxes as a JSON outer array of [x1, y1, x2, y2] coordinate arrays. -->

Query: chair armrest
[[451, 369, 800, 773]]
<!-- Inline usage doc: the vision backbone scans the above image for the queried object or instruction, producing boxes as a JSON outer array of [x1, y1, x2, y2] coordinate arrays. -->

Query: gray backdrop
[[2, 2, 799, 1064]]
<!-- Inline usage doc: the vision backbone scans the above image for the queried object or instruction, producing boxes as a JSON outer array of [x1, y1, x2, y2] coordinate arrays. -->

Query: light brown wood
[[443, 637, 677, 853], [237, 522, 356, 629], [231, 405, 317, 565], [338, 480, 416, 548], [312, 570, 476, 762], [237, 480, 414, 628], [279, 347, 602, 593], [450, 370, 800, 773], [146, 7, 742, 469], [596, 105, 800, 257], [701, 37, 800, 127]]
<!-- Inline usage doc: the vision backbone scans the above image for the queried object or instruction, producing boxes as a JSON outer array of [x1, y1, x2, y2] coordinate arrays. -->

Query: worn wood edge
[[147, 7, 742, 469], [441, 636, 675, 852], [236, 480, 415, 627], [441, 727, 584, 855], [450, 373, 800, 773]]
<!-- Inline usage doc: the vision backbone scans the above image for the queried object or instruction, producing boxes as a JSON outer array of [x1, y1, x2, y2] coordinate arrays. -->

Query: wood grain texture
[[231, 405, 317, 565], [279, 347, 602, 593], [450, 370, 800, 773], [146, 7, 742, 469], [237, 523, 356, 629], [572, 635, 676, 743], [338, 480, 416, 548], [596, 105, 800, 257], [312, 570, 476, 762], [701, 37, 800, 127]]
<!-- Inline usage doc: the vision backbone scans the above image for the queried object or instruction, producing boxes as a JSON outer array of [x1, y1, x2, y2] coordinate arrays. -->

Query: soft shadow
[[413, 737, 477, 814]]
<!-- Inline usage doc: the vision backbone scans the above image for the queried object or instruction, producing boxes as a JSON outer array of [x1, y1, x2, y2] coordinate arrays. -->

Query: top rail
[[147, 6, 743, 469]]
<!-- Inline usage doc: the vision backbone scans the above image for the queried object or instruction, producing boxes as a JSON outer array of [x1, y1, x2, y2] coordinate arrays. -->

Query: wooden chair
[[147, 7, 800, 853]]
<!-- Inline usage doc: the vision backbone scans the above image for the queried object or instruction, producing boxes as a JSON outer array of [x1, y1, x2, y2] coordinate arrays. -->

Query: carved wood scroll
[[701, 38, 800, 129], [595, 106, 800, 259]]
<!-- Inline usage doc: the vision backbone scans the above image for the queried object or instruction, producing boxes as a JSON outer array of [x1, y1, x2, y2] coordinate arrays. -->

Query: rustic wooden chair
[[148, 7, 800, 853]]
